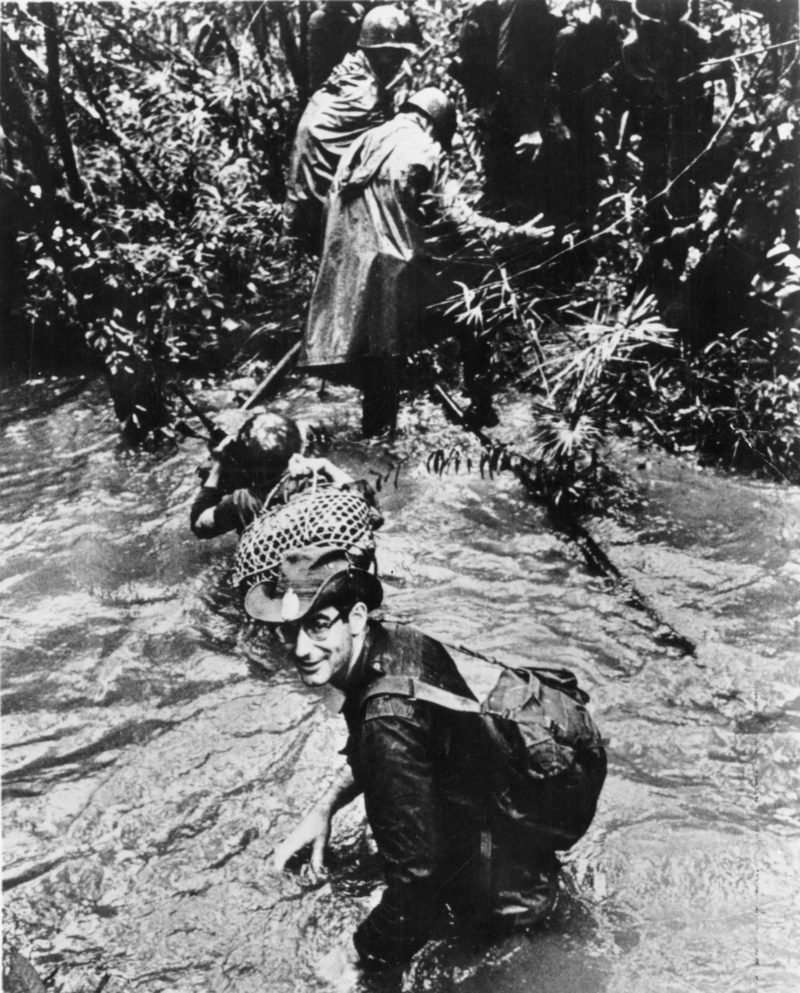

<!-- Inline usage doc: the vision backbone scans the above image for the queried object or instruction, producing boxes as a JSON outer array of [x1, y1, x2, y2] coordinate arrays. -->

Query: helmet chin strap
[[348, 628, 367, 673], [346, 602, 370, 673]]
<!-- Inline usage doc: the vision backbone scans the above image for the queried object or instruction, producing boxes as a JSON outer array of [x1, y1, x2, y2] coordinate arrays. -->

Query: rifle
[[241, 341, 301, 410], [173, 384, 228, 449], [174, 340, 302, 459]]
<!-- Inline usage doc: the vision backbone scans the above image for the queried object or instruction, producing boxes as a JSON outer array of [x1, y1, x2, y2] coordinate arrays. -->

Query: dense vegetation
[[1, 0, 798, 488]]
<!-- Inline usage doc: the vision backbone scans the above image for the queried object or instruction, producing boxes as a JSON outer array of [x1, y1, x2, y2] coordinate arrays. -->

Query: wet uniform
[[285, 50, 395, 251], [190, 484, 272, 538], [621, 18, 712, 227], [552, 14, 627, 228], [341, 620, 560, 967], [481, 0, 565, 213]]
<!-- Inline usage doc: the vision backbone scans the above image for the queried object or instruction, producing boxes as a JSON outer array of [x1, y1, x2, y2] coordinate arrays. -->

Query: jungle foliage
[[441, 0, 799, 487], [1, 1, 312, 436], [0, 0, 798, 486]]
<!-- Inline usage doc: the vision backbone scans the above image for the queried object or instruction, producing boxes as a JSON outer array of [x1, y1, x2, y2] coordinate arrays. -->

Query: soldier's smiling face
[[282, 605, 355, 687]]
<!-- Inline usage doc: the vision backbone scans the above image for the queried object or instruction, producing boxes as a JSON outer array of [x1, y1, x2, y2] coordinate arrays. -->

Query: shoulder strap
[[359, 675, 483, 715]]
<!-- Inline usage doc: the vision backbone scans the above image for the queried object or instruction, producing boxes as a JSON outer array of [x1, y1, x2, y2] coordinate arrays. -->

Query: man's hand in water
[[318, 941, 361, 990], [272, 805, 332, 882]]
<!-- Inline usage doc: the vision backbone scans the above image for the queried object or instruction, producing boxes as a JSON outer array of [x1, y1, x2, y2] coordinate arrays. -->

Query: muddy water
[[2, 377, 799, 993]]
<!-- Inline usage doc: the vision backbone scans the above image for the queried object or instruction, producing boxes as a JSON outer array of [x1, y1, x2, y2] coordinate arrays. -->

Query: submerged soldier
[[302, 87, 553, 436], [284, 5, 421, 251], [253, 547, 606, 976], [190, 411, 357, 539]]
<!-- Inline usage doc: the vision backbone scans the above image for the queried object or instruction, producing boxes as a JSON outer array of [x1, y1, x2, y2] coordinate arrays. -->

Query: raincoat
[[285, 50, 394, 247], [301, 112, 446, 373]]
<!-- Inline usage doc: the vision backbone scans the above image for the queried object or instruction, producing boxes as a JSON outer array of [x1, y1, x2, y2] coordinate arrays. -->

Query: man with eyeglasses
[[244, 545, 561, 978]]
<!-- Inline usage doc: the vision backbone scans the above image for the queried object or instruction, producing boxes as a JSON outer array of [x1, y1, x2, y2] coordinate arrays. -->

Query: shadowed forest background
[[1, 0, 798, 495]]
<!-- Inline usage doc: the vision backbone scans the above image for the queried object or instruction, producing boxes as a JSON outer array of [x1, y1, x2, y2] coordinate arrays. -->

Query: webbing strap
[[359, 675, 482, 714]]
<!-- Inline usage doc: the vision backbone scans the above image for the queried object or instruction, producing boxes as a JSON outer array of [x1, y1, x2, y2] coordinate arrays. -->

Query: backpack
[[359, 661, 606, 853]]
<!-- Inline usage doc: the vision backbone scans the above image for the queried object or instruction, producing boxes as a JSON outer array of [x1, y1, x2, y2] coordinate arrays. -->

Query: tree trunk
[[36, 2, 84, 202], [0, 31, 60, 202], [274, 2, 306, 101]]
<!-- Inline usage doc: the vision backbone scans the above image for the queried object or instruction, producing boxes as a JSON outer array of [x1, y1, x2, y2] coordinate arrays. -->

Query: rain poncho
[[301, 112, 445, 372], [285, 50, 394, 244]]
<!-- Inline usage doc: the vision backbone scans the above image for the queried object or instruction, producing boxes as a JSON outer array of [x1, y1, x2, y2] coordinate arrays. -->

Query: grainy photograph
[[1, 1, 798, 991]]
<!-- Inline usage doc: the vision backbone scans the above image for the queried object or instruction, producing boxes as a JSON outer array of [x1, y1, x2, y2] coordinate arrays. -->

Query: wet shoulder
[[321, 51, 379, 104], [388, 133, 441, 187], [370, 622, 473, 696]]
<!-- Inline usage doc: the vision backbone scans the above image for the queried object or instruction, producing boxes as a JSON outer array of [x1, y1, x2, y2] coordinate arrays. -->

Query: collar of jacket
[[339, 618, 388, 713]]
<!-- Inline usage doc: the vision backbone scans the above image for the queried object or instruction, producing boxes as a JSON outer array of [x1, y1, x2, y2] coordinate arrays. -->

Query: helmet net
[[233, 484, 375, 591]]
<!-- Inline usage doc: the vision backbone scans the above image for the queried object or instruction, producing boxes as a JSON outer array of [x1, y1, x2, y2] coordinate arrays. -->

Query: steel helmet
[[235, 412, 302, 484], [357, 5, 421, 52], [634, 0, 689, 22], [403, 87, 457, 150]]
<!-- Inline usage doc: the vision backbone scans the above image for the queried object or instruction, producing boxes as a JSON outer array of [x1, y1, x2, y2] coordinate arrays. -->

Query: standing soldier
[[450, 0, 565, 215], [300, 88, 553, 436], [621, 0, 718, 250], [284, 5, 421, 252], [551, 0, 632, 231]]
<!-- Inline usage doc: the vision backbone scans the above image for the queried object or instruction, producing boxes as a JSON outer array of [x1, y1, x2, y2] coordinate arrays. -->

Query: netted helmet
[[234, 412, 302, 486], [634, 0, 689, 22], [403, 87, 457, 151], [357, 5, 421, 51], [233, 484, 376, 597]]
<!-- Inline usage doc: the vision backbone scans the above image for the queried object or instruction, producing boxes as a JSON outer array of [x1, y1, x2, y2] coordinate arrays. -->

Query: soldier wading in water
[[249, 546, 607, 979]]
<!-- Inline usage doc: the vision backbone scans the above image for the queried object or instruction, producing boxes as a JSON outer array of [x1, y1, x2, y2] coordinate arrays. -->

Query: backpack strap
[[359, 675, 482, 715]]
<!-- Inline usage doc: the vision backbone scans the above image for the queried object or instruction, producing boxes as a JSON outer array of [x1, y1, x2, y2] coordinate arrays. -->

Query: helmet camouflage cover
[[233, 483, 376, 594]]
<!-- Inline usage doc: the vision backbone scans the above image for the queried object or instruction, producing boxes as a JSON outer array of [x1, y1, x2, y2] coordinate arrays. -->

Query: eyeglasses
[[276, 609, 346, 647]]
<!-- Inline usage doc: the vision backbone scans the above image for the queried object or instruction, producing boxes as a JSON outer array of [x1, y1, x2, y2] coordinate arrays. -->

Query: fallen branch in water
[[431, 384, 696, 656]]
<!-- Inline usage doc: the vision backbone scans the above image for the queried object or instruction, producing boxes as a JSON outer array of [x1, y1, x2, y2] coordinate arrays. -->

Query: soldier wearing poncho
[[302, 87, 553, 435], [284, 5, 421, 251]]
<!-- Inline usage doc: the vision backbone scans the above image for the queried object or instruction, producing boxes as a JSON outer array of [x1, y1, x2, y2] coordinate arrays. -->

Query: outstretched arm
[[273, 766, 361, 880]]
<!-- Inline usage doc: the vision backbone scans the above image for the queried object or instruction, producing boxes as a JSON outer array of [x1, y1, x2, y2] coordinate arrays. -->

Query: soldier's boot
[[460, 328, 499, 429], [361, 357, 400, 437]]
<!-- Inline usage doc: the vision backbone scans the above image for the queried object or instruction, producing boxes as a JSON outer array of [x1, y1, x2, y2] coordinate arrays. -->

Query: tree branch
[[60, 38, 169, 214], [0, 30, 60, 201]]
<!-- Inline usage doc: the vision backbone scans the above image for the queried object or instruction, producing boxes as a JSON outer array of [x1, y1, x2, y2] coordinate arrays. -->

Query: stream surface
[[2, 375, 799, 993]]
